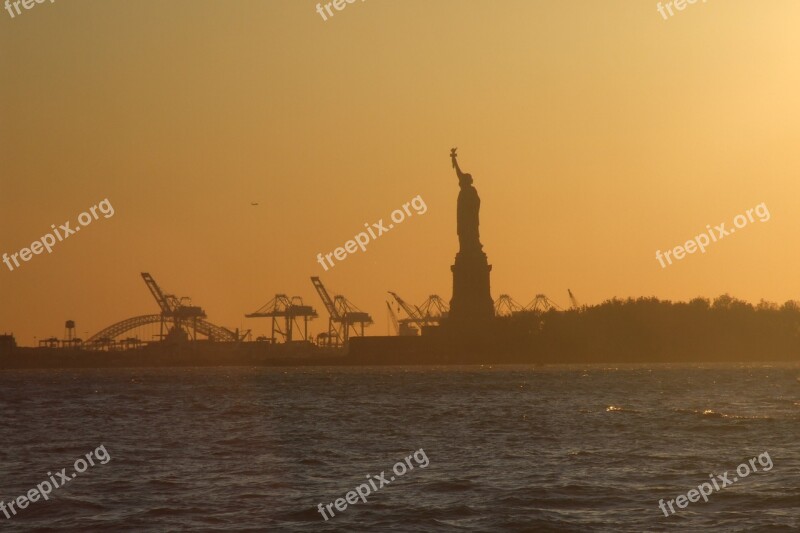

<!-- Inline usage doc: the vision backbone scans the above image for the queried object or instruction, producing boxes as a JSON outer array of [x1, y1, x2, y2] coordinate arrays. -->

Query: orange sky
[[2, 0, 800, 345]]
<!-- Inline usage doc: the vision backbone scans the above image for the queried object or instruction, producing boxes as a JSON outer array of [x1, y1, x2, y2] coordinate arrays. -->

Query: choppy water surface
[[1, 364, 799, 532]]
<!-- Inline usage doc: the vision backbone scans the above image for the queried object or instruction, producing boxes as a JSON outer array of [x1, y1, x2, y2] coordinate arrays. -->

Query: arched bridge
[[84, 273, 239, 346], [85, 314, 238, 345]]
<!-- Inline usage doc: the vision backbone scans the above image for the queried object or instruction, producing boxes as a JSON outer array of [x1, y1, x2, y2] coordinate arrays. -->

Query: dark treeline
[[496, 295, 800, 364]]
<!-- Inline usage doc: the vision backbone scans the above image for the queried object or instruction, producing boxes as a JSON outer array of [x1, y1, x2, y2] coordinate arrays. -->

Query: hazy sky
[[2, 0, 800, 345]]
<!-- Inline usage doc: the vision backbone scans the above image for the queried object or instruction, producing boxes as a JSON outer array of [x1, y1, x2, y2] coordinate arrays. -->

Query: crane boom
[[311, 277, 339, 320], [388, 291, 423, 321], [568, 289, 580, 309], [141, 273, 172, 314], [386, 301, 399, 335]]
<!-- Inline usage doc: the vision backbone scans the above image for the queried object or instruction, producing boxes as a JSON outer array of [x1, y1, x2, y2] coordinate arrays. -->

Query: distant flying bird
[[251, 202, 259, 206]]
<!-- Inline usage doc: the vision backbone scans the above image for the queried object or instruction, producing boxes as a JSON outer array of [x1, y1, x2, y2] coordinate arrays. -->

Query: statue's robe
[[457, 180, 481, 252]]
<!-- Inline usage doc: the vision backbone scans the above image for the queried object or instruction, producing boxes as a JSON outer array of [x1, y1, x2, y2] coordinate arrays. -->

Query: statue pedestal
[[449, 248, 494, 328]]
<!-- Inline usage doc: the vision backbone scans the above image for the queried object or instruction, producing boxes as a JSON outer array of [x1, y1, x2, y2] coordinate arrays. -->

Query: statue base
[[448, 248, 494, 328]]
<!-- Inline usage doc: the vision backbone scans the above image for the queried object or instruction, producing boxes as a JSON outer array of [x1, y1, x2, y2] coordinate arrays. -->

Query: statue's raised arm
[[450, 148, 466, 181], [450, 148, 473, 188]]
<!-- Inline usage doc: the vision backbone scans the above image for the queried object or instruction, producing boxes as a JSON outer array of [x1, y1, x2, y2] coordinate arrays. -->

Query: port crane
[[568, 289, 580, 309], [142, 272, 208, 341], [386, 300, 420, 336], [416, 295, 449, 325], [525, 294, 563, 313], [388, 292, 451, 331], [387, 291, 426, 332], [494, 294, 525, 317], [245, 295, 318, 342], [310, 277, 373, 347]]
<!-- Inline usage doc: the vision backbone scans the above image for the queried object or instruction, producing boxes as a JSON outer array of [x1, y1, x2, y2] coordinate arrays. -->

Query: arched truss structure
[[85, 314, 238, 345]]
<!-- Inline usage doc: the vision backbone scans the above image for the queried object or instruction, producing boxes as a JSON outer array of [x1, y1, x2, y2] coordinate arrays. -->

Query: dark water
[[1, 364, 798, 532]]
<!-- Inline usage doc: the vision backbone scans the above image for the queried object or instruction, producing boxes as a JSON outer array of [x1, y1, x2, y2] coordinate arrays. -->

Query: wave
[[605, 405, 640, 413], [672, 408, 773, 420]]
